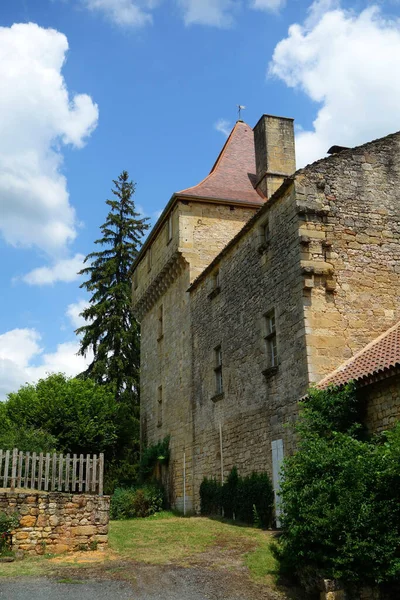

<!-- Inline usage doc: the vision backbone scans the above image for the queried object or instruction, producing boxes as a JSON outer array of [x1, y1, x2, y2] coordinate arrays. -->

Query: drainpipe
[[183, 452, 186, 516]]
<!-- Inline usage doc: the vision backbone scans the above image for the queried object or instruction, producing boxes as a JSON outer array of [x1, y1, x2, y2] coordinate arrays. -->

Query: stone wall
[[0, 490, 110, 555], [297, 132, 400, 384], [190, 183, 307, 511], [135, 199, 258, 511], [361, 373, 400, 434]]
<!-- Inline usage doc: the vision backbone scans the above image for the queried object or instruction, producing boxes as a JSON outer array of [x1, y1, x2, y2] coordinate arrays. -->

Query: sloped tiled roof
[[317, 321, 400, 389], [176, 121, 265, 205]]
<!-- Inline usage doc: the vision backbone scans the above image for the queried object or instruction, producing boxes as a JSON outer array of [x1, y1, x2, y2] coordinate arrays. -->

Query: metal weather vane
[[237, 105, 246, 121]]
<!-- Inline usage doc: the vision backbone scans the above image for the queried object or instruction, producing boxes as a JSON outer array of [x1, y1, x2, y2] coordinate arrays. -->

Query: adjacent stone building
[[132, 114, 400, 513]]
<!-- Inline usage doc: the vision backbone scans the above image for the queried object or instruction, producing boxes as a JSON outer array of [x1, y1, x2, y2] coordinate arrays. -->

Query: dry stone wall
[[0, 491, 109, 555]]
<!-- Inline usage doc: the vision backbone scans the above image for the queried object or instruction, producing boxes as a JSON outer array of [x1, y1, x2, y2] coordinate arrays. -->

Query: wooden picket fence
[[0, 449, 104, 496]]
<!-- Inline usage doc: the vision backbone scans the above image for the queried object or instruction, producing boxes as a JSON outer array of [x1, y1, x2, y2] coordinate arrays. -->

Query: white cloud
[[66, 299, 90, 329], [250, 0, 286, 13], [0, 23, 98, 254], [269, 3, 400, 167], [215, 118, 232, 137], [177, 0, 238, 27], [0, 328, 93, 400], [82, 0, 153, 27], [20, 254, 85, 286]]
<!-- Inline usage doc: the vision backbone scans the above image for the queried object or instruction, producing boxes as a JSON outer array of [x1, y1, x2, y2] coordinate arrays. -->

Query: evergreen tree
[[76, 171, 149, 489], [77, 170, 149, 402]]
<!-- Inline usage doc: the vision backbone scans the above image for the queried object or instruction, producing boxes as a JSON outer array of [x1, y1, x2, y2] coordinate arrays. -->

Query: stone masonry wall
[[190, 183, 308, 511], [136, 199, 258, 511], [361, 373, 400, 434], [296, 132, 400, 384], [0, 491, 110, 555]]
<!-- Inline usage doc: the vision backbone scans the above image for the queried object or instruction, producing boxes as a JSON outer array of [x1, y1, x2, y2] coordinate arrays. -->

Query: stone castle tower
[[132, 116, 296, 511], [133, 114, 400, 513]]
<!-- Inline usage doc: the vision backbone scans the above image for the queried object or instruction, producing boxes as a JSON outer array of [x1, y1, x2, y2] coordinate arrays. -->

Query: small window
[[214, 346, 223, 395], [157, 386, 163, 427], [264, 311, 278, 368], [133, 269, 138, 290], [147, 247, 152, 273], [263, 221, 270, 244], [214, 270, 220, 289], [167, 215, 173, 243], [158, 304, 164, 340]]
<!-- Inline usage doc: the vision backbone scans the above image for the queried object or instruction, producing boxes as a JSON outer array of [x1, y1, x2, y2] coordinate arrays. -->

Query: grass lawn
[[0, 512, 279, 588]]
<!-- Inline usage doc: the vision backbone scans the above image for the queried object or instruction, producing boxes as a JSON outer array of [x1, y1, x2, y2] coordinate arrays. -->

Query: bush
[[110, 484, 164, 520], [273, 384, 400, 592], [200, 467, 274, 528], [139, 436, 170, 482], [200, 477, 222, 515], [0, 512, 19, 555]]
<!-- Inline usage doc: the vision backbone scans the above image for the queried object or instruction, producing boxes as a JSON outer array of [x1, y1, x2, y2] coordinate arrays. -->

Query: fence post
[[99, 453, 104, 496], [10, 448, 18, 491], [3, 450, 10, 488]]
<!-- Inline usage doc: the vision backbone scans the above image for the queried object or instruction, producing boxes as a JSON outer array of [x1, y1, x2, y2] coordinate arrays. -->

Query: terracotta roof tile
[[317, 321, 400, 389], [176, 121, 265, 204]]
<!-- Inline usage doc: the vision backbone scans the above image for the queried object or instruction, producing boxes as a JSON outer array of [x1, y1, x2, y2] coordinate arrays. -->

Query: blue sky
[[1, 0, 400, 398]]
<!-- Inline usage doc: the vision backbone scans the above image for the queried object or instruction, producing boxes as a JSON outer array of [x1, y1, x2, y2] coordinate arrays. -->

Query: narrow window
[[167, 215, 173, 243], [157, 386, 163, 427], [214, 346, 223, 395], [158, 304, 164, 340], [214, 269, 220, 289], [264, 311, 278, 368], [133, 269, 138, 290], [263, 221, 270, 244], [147, 247, 152, 273]]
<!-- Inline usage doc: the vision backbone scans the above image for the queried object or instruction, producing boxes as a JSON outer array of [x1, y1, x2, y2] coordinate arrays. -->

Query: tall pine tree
[[76, 172, 149, 488]]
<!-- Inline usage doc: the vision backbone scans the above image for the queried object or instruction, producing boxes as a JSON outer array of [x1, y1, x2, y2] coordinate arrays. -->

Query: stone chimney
[[254, 114, 296, 198]]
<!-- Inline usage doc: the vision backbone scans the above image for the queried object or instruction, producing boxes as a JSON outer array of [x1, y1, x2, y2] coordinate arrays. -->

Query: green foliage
[[76, 171, 149, 489], [139, 436, 170, 481], [110, 484, 165, 520], [274, 384, 400, 591], [0, 512, 19, 554], [200, 477, 222, 516], [3, 374, 117, 456], [77, 170, 149, 400], [200, 467, 274, 528]]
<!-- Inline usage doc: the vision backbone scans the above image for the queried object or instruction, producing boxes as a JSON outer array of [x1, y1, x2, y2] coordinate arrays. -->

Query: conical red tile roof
[[317, 321, 400, 388], [176, 121, 265, 204]]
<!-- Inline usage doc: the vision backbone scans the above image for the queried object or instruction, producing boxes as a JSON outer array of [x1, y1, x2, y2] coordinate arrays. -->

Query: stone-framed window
[[264, 310, 278, 372], [167, 215, 173, 244], [157, 304, 164, 341], [258, 218, 271, 254], [147, 246, 152, 273], [208, 269, 221, 299], [157, 386, 163, 428], [214, 345, 223, 395], [133, 269, 138, 290]]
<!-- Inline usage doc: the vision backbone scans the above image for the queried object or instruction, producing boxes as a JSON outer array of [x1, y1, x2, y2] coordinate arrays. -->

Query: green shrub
[[236, 472, 274, 528], [139, 436, 170, 482], [0, 512, 19, 555], [200, 477, 222, 515], [200, 468, 274, 528], [274, 384, 400, 592], [110, 484, 164, 520]]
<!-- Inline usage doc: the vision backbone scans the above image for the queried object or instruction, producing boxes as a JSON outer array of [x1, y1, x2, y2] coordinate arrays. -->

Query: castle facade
[[132, 114, 400, 513]]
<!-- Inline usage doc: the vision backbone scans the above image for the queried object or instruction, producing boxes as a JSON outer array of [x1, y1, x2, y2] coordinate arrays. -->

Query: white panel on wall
[[271, 439, 284, 528]]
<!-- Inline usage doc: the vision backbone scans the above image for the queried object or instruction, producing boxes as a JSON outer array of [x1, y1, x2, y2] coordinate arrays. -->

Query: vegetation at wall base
[[110, 484, 165, 519], [0, 513, 18, 556], [273, 383, 400, 593], [200, 467, 274, 528], [139, 436, 170, 482]]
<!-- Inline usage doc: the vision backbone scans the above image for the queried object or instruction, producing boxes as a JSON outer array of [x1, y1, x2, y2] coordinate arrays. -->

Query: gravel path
[[0, 564, 281, 600]]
